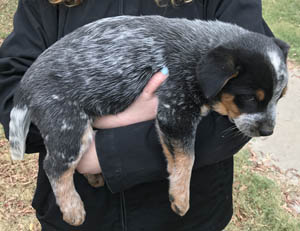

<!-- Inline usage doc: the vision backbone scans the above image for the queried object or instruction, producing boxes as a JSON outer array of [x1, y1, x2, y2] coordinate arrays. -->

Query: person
[[0, 0, 273, 230]]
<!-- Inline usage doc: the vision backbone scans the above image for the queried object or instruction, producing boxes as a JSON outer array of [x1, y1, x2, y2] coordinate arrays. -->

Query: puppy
[[9, 16, 289, 226]]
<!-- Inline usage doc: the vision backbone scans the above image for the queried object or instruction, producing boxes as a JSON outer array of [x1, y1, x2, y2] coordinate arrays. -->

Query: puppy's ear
[[273, 38, 290, 60], [196, 46, 240, 99]]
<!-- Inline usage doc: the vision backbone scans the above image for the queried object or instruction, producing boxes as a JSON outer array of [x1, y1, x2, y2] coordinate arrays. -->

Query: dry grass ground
[[0, 0, 299, 230], [0, 0, 17, 41], [0, 126, 40, 231]]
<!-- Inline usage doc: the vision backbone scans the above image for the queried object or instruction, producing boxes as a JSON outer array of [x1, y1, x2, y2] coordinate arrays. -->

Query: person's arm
[[76, 70, 169, 174], [0, 0, 58, 153]]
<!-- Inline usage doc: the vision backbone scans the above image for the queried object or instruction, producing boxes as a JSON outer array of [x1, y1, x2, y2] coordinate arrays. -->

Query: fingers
[[143, 67, 169, 97], [93, 67, 169, 129]]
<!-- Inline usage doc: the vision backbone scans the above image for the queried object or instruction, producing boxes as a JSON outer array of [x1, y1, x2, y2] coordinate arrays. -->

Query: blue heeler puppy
[[9, 16, 289, 226]]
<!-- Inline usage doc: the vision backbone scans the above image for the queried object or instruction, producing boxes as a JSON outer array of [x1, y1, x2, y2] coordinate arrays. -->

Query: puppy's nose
[[259, 128, 273, 136]]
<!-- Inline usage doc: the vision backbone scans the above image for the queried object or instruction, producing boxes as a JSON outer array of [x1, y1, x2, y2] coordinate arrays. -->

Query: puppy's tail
[[9, 103, 32, 160]]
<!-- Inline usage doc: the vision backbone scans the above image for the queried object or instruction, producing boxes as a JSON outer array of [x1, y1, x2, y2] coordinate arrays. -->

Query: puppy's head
[[196, 34, 290, 137]]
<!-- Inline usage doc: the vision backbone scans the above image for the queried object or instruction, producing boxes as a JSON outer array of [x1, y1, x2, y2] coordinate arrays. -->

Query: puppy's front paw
[[61, 191, 86, 226], [169, 190, 190, 216]]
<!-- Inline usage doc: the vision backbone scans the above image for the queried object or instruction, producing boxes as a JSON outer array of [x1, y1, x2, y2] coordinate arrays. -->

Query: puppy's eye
[[240, 95, 256, 102]]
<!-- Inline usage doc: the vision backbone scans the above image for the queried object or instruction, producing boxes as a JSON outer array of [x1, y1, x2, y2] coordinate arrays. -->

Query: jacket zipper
[[120, 192, 127, 231]]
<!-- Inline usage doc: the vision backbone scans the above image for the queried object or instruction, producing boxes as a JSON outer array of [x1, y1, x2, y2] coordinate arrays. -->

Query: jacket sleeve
[[0, 0, 58, 153], [96, 112, 248, 193], [95, 0, 275, 193]]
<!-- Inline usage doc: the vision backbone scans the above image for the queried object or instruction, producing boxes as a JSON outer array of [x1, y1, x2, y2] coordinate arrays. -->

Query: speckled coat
[[0, 0, 273, 230]]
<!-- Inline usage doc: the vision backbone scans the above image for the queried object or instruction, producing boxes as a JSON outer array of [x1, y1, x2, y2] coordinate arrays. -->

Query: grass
[[262, 0, 300, 62], [0, 0, 299, 230], [226, 150, 300, 231]]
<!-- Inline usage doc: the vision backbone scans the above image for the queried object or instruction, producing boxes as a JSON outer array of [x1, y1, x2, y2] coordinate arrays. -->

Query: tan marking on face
[[53, 167, 86, 226], [280, 86, 288, 98], [168, 145, 194, 217], [212, 102, 227, 116], [84, 173, 105, 187], [256, 89, 265, 101], [213, 93, 241, 119], [230, 71, 239, 79]]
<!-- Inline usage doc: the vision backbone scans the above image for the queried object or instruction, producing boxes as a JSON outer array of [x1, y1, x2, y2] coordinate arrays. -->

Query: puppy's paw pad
[[63, 208, 86, 226], [169, 193, 189, 216]]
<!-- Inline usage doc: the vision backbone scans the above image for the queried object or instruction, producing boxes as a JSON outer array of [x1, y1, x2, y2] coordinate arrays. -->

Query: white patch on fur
[[67, 101, 78, 106], [9, 106, 31, 160], [268, 51, 281, 73], [58, 152, 66, 160], [233, 110, 275, 137], [80, 112, 88, 119], [268, 50, 288, 97], [61, 120, 73, 131], [200, 105, 210, 116], [51, 95, 60, 100], [268, 50, 288, 112], [85, 78, 91, 85]]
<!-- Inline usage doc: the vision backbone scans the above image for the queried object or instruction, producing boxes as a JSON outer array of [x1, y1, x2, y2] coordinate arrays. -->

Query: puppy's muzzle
[[257, 120, 274, 136], [258, 127, 274, 136]]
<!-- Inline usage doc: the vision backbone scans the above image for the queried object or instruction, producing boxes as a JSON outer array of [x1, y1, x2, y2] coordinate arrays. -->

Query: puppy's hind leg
[[42, 119, 94, 226]]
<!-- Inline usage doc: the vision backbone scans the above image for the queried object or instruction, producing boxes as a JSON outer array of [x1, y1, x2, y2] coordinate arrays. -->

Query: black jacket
[[0, 0, 272, 230]]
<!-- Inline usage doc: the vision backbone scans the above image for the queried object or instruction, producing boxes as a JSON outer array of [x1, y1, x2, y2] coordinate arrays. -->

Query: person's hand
[[76, 136, 101, 174], [93, 67, 169, 129], [76, 68, 169, 174]]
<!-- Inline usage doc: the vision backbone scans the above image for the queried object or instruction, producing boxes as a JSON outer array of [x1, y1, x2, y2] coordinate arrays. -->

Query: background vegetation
[[263, 0, 300, 63]]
